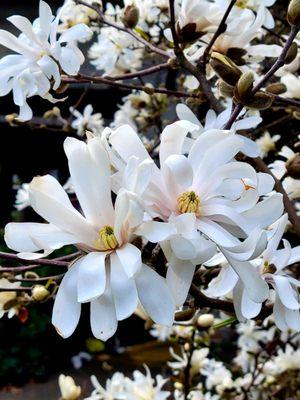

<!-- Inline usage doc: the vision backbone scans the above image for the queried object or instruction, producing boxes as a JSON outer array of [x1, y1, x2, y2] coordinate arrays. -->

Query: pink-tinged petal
[[29, 175, 97, 246], [77, 252, 107, 303], [52, 261, 81, 338], [90, 281, 118, 340], [135, 264, 175, 326], [110, 253, 138, 320], [241, 290, 262, 319], [162, 154, 193, 195], [160, 122, 190, 165], [135, 221, 177, 242], [64, 136, 114, 226], [116, 243, 142, 278], [272, 275, 299, 310], [109, 124, 150, 163], [166, 256, 195, 306]]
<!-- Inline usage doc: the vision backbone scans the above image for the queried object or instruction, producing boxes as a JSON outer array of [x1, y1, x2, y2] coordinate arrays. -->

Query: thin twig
[[105, 62, 171, 81]]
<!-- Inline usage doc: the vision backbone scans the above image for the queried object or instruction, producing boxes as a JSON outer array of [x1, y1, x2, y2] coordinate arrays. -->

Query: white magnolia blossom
[[103, 118, 283, 307], [263, 344, 300, 376], [89, 26, 143, 75], [281, 73, 300, 100], [86, 366, 170, 400], [0, 1, 91, 121], [59, 0, 100, 33], [70, 104, 105, 136], [207, 214, 300, 331], [256, 131, 280, 158], [5, 135, 176, 340]]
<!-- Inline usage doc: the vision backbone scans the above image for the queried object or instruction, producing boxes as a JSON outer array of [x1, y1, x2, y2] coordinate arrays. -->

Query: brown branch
[[199, 0, 237, 69], [0, 252, 69, 268], [105, 62, 171, 81], [63, 74, 200, 99]]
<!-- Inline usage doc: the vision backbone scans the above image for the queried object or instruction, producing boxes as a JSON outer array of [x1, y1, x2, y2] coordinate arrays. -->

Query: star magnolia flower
[[256, 131, 280, 158], [281, 73, 300, 100], [70, 104, 104, 137], [207, 214, 300, 331], [104, 121, 283, 306], [4, 136, 175, 340], [0, 1, 91, 121]]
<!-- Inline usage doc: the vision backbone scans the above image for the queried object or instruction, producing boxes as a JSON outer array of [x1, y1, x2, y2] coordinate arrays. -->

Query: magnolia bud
[[210, 52, 242, 86], [266, 83, 287, 95], [197, 313, 215, 328], [218, 80, 234, 98], [235, 71, 254, 101], [122, 5, 139, 28], [288, 0, 300, 27], [285, 42, 298, 64], [59, 375, 81, 400], [241, 91, 274, 110], [286, 153, 300, 178], [168, 57, 180, 69], [174, 382, 183, 390], [31, 285, 50, 301], [143, 85, 155, 95]]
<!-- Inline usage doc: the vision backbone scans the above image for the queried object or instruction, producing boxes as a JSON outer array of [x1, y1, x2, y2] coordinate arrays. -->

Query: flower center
[[177, 191, 201, 214], [94, 225, 119, 251], [236, 0, 248, 8], [262, 260, 277, 275]]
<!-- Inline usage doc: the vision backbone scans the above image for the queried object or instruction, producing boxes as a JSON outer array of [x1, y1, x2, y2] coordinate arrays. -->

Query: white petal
[[160, 122, 190, 165], [273, 295, 288, 331], [59, 46, 81, 75], [162, 154, 193, 193], [241, 290, 262, 319], [37, 55, 61, 90], [64, 136, 114, 226], [135, 221, 177, 242], [39, 0, 54, 39], [135, 264, 175, 326], [77, 252, 107, 303], [110, 253, 138, 320], [29, 175, 97, 246], [205, 266, 238, 297], [116, 243, 142, 278], [272, 275, 299, 310], [52, 262, 81, 338], [90, 281, 118, 340], [166, 256, 195, 306], [170, 235, 197, 260], [59, 24, 92, 43]]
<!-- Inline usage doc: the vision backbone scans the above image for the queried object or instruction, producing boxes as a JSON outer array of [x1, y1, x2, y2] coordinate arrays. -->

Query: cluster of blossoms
[[1, 0, 300, 398]]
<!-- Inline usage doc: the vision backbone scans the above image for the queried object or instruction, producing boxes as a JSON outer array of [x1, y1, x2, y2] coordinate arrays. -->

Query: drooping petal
[[272, 275, 299, 310], [241, 290, 262, 319], [90, 281, 118, 341], [166, 256, 195, 306], [52, 261, 81, 338], [116, 243, 142, 278], [205, 265, 238, 297], [110, 253, 138, 320], [135, 264, 175, 326], [77, 252, 107, 303]]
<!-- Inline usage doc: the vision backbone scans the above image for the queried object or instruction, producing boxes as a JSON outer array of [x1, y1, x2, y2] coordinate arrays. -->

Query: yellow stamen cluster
[[95, 225, 119, 251], [177, 191, 201, 214], [236, 0, 248, 8], [262, 260, 277, 275]]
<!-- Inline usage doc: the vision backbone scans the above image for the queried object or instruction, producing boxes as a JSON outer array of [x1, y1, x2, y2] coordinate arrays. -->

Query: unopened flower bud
[[218, 80, 234, 98], [266, 83, 287, 95], [288, 0, 300, 27], [286, 153, 300, 178], [122, 5, 139, 28], [184, 342, 190, 351], [143, 86, 155, 95], [168, 57, 179, 69], [241, 91, 274, 110], [235, 71, 254, 101], [197, 313, 215, 328], [59, 374, 81, 400], [210, 52, 242, 86], [285, 42, 298, 64], [31, 285, 50, 301]]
